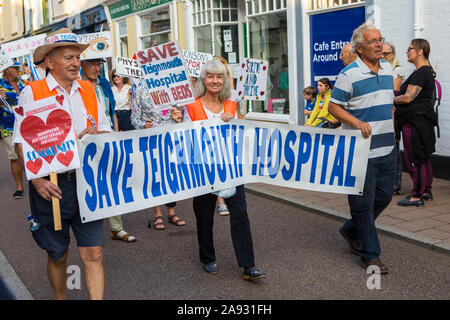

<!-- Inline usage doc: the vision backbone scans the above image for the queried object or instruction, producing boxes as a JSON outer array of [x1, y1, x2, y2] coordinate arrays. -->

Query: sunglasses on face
[[112, 74, 120, 78], [407, 46, 416, 52]]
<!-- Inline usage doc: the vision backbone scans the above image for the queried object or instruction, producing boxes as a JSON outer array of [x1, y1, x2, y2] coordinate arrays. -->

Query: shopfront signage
[[309, 6, 365, 86], [108, 0, 172, 19]]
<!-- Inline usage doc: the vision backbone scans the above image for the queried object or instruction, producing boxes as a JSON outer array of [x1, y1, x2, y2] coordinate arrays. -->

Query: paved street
[[0, 141, 449, 300]]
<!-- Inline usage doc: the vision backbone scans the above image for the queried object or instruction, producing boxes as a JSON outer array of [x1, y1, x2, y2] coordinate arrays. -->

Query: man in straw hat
[[12, 28, 112, 299]]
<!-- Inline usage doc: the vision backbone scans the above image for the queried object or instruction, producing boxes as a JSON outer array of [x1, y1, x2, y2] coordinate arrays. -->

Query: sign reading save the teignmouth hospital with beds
[[14, 95, 80, 180], [76, 120, 370, 223], [135, 41, 195, 110]]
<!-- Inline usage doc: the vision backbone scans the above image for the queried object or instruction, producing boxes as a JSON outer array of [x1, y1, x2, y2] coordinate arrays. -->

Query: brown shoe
[[339, 227, 360, 255], [360, 258, 388, 275]]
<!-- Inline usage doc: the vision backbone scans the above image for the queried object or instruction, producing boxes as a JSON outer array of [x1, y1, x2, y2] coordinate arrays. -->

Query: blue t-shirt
[[305, 98, 316, 112]]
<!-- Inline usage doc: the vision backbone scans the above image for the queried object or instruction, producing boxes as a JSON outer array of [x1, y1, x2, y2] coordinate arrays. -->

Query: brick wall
[[375, 0, 450, 156]]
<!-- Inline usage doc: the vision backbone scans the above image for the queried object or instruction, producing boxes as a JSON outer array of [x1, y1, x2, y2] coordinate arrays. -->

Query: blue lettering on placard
[[295, 132, 312, 181], [174, 131, 191, 191], [201, 127, 216, 185], [83, 143, 97, 212], [157, 134, 167, 195], [345, 136, 356, 187], [281, 130, 297, 180], [267, 129, 282, 179], [110, 140, 125, 205], [139, 136, 150, 199], [309, 134, 321, 183], [97, 142, 112, 209], [329, 136, 346, 186], [164, 132, 179, 194], [251, 127, 268, 176], [320, 134, 335, 184], [211, 126, 226, 182], [220, 124, 234, 179], [149, 135, 162, 197], [231, 125, 244, 178], [122, 139, 134, 203], [185, 129, 206, 188]]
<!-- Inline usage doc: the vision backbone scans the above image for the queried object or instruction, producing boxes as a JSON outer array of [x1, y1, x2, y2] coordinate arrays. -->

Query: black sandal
[[152, 216, 166, 230], [168, 215, 186, 226]]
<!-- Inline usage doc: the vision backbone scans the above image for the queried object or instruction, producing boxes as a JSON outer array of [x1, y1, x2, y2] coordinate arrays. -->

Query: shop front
[[106, 0, 183, 60], [187, 0, 299, 124]]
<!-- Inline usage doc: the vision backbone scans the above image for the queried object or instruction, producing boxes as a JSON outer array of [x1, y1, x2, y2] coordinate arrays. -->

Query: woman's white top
[[112, 83, 132, 111]]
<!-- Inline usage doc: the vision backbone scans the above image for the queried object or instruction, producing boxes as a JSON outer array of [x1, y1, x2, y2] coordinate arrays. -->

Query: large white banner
[[76, 120, 370, 223]]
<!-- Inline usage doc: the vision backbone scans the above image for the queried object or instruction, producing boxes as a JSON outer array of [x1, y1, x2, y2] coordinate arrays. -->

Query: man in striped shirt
[[329, 23, 395, 275]]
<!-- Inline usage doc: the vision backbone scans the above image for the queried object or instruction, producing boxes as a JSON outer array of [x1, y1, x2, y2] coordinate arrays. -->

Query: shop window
[[246, 0, 287, 16], [308, 0, 364, 11], [42, 0, 49, 25], [192, 0, 240, 67], [118, 20, 128, 57], [246, 5, 289, 115], [139, 8, 171, 49]]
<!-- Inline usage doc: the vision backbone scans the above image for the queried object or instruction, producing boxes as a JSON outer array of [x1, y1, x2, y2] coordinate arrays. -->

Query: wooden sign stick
[[49, 172, 62, 231]]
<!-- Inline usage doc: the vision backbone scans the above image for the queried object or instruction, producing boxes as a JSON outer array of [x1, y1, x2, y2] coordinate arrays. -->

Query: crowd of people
[[0, 21, 439, 299]]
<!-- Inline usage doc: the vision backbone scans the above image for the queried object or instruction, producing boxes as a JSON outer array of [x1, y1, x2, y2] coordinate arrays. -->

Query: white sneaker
[[217, 203, 230, 216]]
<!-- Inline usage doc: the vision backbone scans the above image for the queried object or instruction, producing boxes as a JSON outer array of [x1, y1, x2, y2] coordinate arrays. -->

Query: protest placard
[[76, 120, 370, 222], [182, 49, 213, 78], [14, 95, 80, 180], [78, 31, 113, 60], [0, 34, 47, 59], [136, 41, 195, 109], [0, 50, 14, 73], [115, 56, 143, 79], [235, 58, 269, 101]]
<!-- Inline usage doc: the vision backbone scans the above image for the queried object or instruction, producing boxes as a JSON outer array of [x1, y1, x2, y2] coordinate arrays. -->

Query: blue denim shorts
[[29, 173, 103, 261]]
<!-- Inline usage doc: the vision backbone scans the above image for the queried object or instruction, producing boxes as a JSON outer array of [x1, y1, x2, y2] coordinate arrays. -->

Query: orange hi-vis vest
[[186, 98, 236, 121], [28, 79, 98, 128]]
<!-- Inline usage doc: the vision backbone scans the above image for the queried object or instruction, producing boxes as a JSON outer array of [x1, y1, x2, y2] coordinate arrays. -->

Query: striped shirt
[[330, 56, 395, 159]]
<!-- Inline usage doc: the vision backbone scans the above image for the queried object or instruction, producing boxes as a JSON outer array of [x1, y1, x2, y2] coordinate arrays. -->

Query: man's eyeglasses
[[366, 37, 385, 45]]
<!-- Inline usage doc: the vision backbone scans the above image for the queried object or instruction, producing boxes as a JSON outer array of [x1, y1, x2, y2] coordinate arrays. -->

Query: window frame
[[136, 4, 172, 51]]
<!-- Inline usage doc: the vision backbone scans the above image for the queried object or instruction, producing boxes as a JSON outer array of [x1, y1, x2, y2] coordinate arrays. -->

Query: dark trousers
[[402, 124, 433, 197], [116, 110, 134, 131], [193, 185, 255, 268], [342, 148, 396, 262]]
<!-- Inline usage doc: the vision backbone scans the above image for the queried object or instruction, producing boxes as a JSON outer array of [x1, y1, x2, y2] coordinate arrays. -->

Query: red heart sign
[[260, 91, 265, 96], [263, 66, 267, 71], [14, 107, 24, 116], [241, 63, 246, 68], [57, 150, 74, 167], [20, 109, 72, 164], [56, 95, 64, 106], [238, 91, 242, 96], [26, 158, 43, 175]]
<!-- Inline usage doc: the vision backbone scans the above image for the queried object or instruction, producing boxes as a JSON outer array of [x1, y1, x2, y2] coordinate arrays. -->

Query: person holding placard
[[12, 28, 112, 300], [131, 80, 186, 230], [0, 60, 26, 199], [185, 58, 266, 281]]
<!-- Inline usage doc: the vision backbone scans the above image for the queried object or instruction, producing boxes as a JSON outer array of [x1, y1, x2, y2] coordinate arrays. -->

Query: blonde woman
[[382, 42, 405, 93], [383, 42, 405, 195]]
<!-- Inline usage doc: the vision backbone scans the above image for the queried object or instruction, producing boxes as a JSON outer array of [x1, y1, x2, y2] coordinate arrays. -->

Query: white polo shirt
[[12, 73, 111, 144]]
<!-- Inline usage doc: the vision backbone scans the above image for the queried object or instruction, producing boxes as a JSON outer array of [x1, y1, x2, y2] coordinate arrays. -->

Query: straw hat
[[33, 28, 89, 65]]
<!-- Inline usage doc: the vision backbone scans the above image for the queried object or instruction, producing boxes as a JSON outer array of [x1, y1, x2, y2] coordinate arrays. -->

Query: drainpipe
[[414, 0, 424, 38]]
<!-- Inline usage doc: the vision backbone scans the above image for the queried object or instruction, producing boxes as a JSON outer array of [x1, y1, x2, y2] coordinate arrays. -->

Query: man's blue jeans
[[342, 148, 396, 262]]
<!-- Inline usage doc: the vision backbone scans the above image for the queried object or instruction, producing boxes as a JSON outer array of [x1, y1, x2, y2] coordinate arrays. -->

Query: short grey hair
[[196, 58, 231, 102], [350, 22, 378, 54]]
